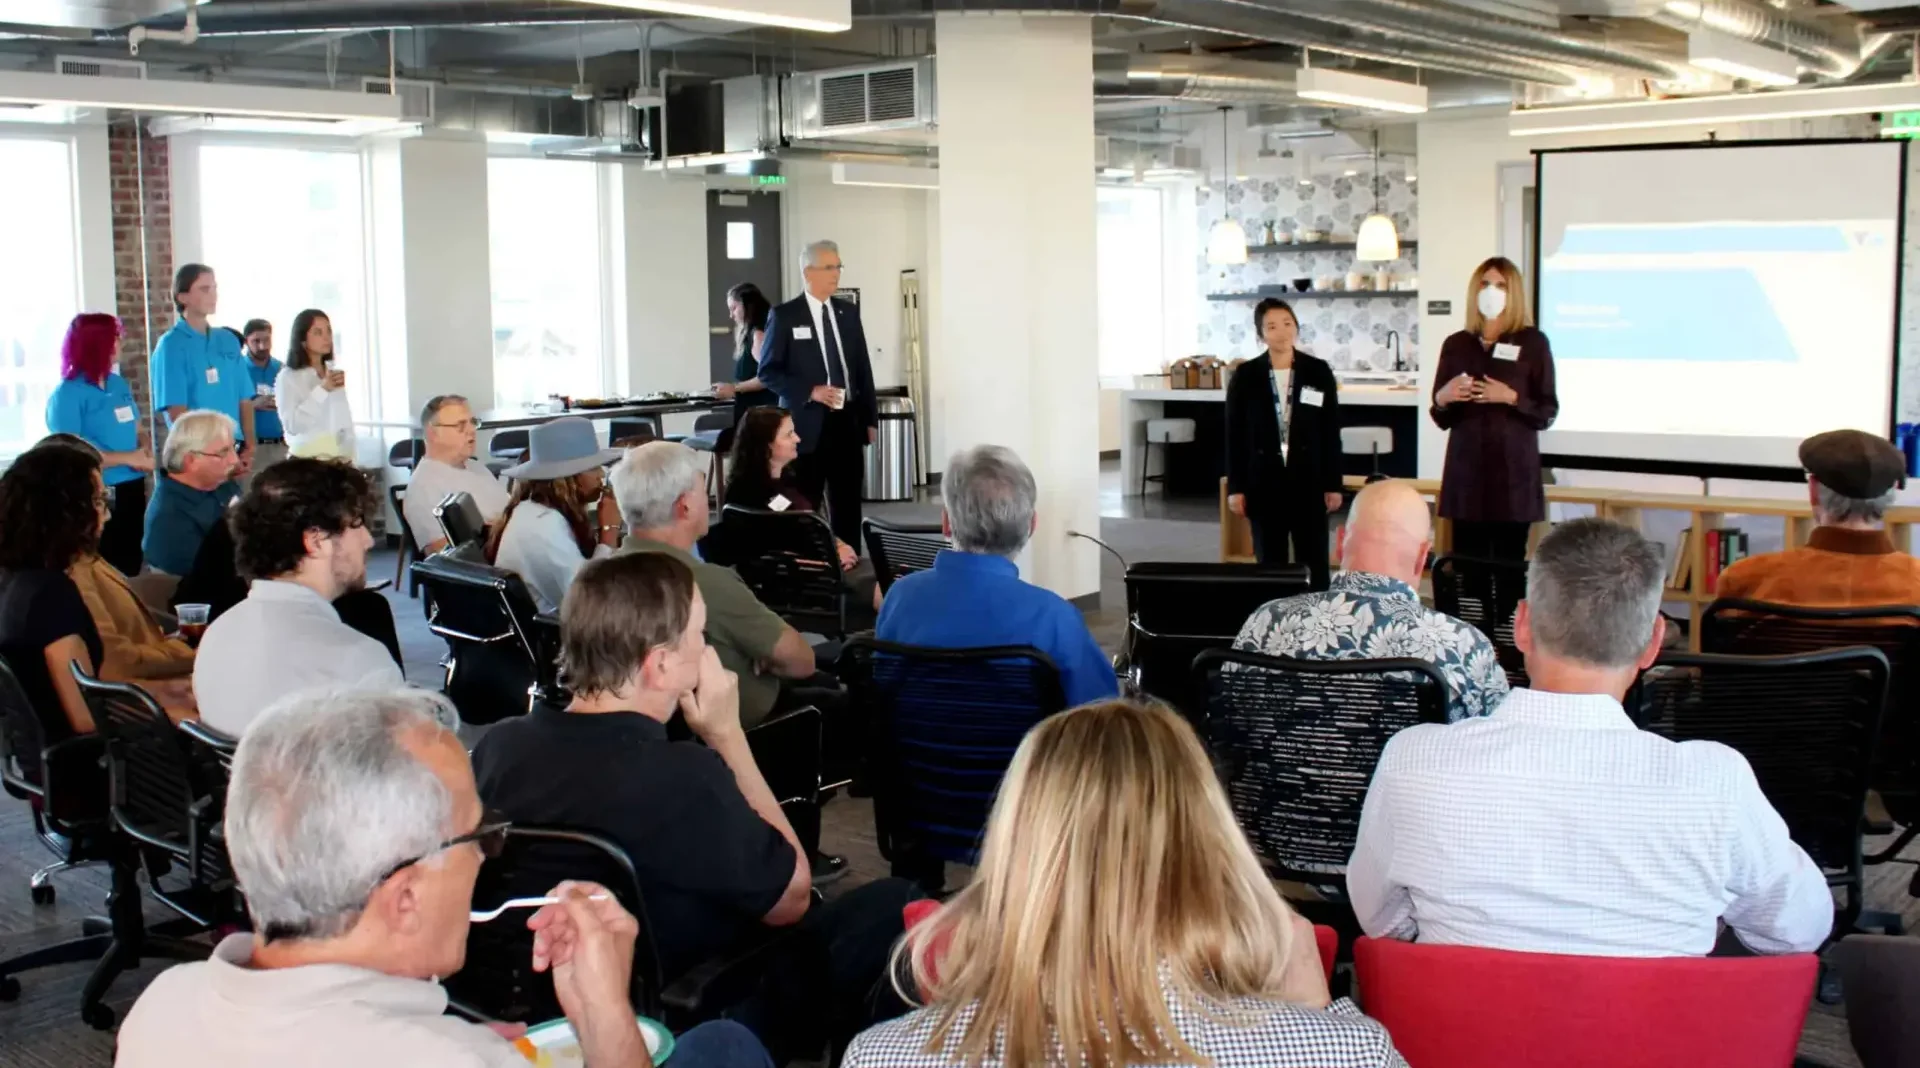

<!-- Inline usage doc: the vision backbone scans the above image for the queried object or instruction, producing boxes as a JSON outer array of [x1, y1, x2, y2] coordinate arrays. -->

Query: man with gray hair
[[141, 408, 240, 576], [1717, 428, 1920, 609], [403, 394, 510, 554], [116, 686, 773, 1068], [756, 238, 879, 545], [876, 444, 1116, 708], [1348, 517, 1830, 958]]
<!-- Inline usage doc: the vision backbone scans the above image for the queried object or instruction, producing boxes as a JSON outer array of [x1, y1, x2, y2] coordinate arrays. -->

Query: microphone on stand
[[1067, 529, 1129, 572]]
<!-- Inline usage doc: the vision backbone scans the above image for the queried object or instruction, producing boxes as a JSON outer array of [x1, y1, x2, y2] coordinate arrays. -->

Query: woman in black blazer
[[1224, 298, 1344, 588]]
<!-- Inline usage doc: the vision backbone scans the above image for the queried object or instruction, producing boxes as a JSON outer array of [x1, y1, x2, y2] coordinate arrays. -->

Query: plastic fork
[[469, 893, 609, 923]]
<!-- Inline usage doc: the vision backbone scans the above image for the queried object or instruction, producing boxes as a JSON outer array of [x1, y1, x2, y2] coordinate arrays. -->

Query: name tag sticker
[[1300, 387, 1325, 407], [769, 494, 792, 512], [792, 326, 814, 341], [255, 384, 272, 397], [205, 367, 220, 384], [1493, 343, 1521, 362], [114, 406, 135, 423]]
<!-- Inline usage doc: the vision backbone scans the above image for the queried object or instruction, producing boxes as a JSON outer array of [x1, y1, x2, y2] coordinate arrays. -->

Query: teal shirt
[[151, 319, 249, 431], [46, 374, 142, 486], [142, 475, 239, 576], [244, 357, 284, 440]]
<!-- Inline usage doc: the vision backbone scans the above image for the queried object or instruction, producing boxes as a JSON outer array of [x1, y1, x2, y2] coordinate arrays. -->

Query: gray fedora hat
[[502, 416, 623, 481]]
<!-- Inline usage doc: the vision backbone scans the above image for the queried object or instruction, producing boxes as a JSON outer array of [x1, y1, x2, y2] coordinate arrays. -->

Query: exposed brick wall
[[108, 118, 170, 430]]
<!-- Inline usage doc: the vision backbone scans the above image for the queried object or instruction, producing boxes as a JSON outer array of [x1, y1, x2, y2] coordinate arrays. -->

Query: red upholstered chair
[[1352, 936, 1818, 1068], [901, 901, 1338, 988]]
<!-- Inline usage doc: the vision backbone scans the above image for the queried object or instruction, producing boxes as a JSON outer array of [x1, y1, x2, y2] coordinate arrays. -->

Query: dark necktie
[[822, 307, 848, 391]]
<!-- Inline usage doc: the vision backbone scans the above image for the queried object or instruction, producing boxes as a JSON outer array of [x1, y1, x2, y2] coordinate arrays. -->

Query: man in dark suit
[[756, 239, 879, 546]]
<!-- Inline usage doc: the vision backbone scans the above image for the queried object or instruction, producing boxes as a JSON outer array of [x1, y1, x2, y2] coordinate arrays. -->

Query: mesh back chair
[[434, 490, 489, 551], [1702, 598, 1920, 865], [718, 505, 850, 638], [609, 418, 660, 448], [1633, 647, 1888, 933], [69, 668, 227, 1028], [1431, 554, 1530, 689], [489, 429, 530, 464], [1194, 648, 1447, 930], [1831, 935, 1920, 1068], [388, 437, 425, 471], [388, 484, 420, 596], [861, 518, 946, 595], [1118, 562, 1312, 723], [837, 638, 1066, 887], [412, 553, 545, 725]]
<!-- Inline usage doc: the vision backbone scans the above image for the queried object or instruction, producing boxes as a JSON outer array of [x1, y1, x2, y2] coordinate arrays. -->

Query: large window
[[0, 135, 82, 457], [198, 143, 373, 420], [1096, 184, 1168, 377], [488, 158, 611, 408]]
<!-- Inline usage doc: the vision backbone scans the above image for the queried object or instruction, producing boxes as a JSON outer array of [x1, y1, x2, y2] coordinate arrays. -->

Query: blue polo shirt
[[151, 319, 249, 431], [45, 374, 142, 486], [142, 475, 238, 576], [875, 550, 1119, 708], [244, 357, 284, 441]]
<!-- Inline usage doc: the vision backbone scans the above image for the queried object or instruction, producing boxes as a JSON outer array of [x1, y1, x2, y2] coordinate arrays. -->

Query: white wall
[[393, 133, 497, 422], [780, 169, 931, 391]]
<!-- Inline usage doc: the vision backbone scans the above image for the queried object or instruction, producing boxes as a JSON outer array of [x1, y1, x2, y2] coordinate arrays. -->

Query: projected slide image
[[1540, 220, 1892, 364]]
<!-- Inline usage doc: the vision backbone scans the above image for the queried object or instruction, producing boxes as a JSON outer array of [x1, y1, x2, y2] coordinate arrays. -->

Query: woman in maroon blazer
[[1429, 256, 1559, 561]]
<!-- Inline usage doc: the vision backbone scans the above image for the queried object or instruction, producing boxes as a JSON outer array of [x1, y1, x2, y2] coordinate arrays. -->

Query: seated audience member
[[193, 459, 403, 736], [1348, 518, 1832, 957], [489, 416, 622, 611], [473, 554, 914, 1062], [0, 445, 112, 738], [876, 445, 1117, 708], [1235, 479, 1509, 722], [404, 394, 510, 555], [610, 442, 816, 731], [142, 409, 240, 577], [723, 407, 879, 613], [845, 699, 1403, 1068], [117, 687, 773, 1068], [1717, 428, 1920, 608]]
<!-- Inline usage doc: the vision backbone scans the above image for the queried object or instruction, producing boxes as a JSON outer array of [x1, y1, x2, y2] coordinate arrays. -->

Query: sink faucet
[[1385, 329, 1404, 372]]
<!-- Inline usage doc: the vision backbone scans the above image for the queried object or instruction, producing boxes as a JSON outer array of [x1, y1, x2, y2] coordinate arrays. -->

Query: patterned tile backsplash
[[1197, 172, 1419, 372]]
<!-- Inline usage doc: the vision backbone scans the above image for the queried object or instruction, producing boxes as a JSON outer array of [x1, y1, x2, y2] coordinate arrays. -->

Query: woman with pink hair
[[46, 313, 154, 576]]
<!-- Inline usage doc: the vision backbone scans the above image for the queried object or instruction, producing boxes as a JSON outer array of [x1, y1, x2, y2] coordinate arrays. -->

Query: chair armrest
[[40, 734, 108, 826], [444, 997, 494, 1024], [178, 719, 237, 753], [366, 579, 394, 593], [658, 929, 798, 1018]]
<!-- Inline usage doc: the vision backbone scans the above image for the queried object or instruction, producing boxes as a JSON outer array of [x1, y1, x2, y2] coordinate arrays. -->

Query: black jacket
[[755, 294, 878, 454], [1224, 350, 1343, 512]]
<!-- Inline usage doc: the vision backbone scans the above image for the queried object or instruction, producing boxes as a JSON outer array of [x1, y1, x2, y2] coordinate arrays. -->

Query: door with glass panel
[[706, 191, 784, 384]]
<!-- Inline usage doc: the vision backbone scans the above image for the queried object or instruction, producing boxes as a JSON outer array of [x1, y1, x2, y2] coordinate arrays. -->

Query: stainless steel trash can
[[864, 396, 918, 502]]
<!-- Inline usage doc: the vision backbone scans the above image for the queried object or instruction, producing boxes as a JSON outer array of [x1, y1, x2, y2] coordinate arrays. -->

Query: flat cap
[[1800, 429, 1906, 500]]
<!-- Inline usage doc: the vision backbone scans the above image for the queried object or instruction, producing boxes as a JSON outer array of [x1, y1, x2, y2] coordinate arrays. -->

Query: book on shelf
[[1705, 530, 1722, 594], [1703, 527, 1751, 595], [1669, 527, 1693, 590]]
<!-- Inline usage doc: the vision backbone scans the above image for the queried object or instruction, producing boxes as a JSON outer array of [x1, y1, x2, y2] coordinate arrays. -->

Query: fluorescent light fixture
[[1355, 213, 1400, 261], [1207, 217, 1249, 265], [1687, 29, 1798, 88], [0, 70, 406, 123], [1296, 67, 1428, 115], [573, 0, 849, 31], [148, 114, 414, 138], [832, 162, 936, 189], [1510, 79, 1920, 136]]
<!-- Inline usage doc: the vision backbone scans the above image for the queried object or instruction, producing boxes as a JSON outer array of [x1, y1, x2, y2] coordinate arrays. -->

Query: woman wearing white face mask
[[1429, 256, 1559, 562]]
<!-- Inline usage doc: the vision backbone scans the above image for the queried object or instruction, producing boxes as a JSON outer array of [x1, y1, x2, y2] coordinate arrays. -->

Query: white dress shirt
[[1347, 687, 1833, 957], [402, 456, 511, 551], [492, 501, 613, 612], [273, 365, 355, 458], [192, 580, 404, 737], [803, 291, 851, 396]]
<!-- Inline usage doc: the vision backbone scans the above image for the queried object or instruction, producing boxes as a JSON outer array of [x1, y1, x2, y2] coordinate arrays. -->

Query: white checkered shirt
[[843, 992, 1404, 1068], [1348, 687, 1834, 957]]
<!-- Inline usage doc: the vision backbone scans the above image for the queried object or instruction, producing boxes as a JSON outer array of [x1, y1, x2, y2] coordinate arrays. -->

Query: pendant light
[[1354, 130, 1400, 262], [1206, 107, 1248, 265]]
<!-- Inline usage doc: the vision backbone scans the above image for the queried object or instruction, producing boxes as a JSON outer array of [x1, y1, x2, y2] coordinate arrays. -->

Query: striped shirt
[[1348, 687, 1833, 957]]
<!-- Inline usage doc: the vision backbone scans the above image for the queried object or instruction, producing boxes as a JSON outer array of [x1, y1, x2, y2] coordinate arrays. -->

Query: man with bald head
[[1233, 479, 1509, 721]]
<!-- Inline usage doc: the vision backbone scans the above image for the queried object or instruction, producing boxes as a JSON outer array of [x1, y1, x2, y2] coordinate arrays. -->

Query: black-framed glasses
[[431, 419, 479, 431], [375, 810, 512, 886]]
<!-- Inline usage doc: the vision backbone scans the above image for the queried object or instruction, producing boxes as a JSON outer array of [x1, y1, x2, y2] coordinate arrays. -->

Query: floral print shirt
[[1232, 571, 1510, 722]]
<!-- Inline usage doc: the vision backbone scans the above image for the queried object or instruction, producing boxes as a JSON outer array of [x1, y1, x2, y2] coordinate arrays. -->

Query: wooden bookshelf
[[1219, 476, 1920, 650]]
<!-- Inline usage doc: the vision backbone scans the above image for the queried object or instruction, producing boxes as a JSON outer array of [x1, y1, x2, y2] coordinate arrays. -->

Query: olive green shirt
[[619, 534, 784, 727]]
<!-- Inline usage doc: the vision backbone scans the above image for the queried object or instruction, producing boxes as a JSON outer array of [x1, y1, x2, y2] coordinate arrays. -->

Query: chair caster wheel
[[30, 883, 54, 906], [82, 1001, 116, 1030], [0, 975, 21, 1001]]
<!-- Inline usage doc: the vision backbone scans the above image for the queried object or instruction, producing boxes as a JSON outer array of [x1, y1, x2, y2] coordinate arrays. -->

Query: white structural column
[[933, 13, 1101, 602]]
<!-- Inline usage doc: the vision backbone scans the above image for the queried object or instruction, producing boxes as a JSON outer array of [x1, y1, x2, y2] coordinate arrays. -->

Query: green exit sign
[[755, 174, 787, 186], [1882, 110, 1920, 138]]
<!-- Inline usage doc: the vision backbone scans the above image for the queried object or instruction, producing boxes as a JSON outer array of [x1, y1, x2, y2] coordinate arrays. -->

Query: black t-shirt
[[0, 568, 105, 745], [471, 703, 797, 979]]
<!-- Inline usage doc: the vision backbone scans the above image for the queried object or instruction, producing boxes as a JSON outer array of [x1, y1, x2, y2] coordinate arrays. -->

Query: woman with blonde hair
[[1429, 255, 1559, 562], [844, 699, 1404, 1068]]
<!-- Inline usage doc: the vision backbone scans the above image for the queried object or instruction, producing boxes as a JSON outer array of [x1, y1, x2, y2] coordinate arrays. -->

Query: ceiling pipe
[[1094, 52, 1300, 103], [1651, 0, 1886, 78], [125, 0, 644, 36]]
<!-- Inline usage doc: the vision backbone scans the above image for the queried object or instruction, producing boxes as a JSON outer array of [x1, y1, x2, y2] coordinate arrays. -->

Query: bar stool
[[1142, 417, 1196, 496], [1342, 426, 1393, 483]]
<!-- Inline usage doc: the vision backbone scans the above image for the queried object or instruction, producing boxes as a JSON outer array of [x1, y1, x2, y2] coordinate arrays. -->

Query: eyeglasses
[[430, 419, 478, 432], [808, 263, 845, 273], [92, 492, 111, 511], [376, 810, 512, 887], [193, 445, 238, 460]]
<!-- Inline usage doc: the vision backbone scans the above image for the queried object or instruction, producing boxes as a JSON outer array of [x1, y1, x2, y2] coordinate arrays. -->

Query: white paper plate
[[519, 1014, 674, 1065]]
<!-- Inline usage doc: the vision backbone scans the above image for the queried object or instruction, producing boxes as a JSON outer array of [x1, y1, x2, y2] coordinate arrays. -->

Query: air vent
[[362, 77, 436, 123], [786, 59, 934, 140], [866, 67, 916, 122], [818, 73, 868, 128], [56, 55, 146, 80]]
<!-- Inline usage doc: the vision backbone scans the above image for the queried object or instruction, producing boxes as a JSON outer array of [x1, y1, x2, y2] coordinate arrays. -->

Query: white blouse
[[493, 501, 613, 612], [273, 365, 356, 458]]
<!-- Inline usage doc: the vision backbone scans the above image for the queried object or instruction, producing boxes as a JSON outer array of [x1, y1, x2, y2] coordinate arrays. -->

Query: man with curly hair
[[192, 458, 402, 737]]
